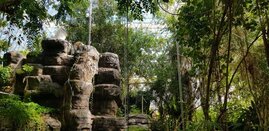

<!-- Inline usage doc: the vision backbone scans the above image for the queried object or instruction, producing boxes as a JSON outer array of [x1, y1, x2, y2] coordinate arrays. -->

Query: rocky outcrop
[[92, 52, 127, 131], [128, 114, 151, 129], [43, 114, 61, 131], [40, 39, 74, 85], [63, 47, 99, 131], [21, 39, 74, 108], [3, 51, 25, 69], [92, 116, 127, 131], [98, 52, 120, 71], [2, 51, 25, 93], [2, 39, 132, 131]]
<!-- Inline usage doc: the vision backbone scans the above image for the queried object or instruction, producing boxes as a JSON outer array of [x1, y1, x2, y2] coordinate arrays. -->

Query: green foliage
[[27, 34, 44, 57], [0, 40, 9, 52], [130, 105, 141, 114], [0, 0, 90, 48], [116, 0, 158, 20], [66, 0, 162, 99], [0, 66, 12, 86], [19, 50, 30, 56], [16, 64, 34, 75], [0, 95, 51, 130]]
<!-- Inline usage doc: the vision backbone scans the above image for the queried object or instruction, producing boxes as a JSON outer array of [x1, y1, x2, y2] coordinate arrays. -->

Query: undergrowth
[[0, 95, 52, 130]]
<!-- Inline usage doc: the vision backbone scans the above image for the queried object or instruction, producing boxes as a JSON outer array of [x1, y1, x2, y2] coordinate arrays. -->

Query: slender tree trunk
[[255, 1, 269, 129], [256, 0, 269, 67], [204, 2, 229, 121], [218, 1, 232, 130]]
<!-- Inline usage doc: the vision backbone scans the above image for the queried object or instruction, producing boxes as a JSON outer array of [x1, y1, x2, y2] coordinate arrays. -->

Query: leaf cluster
[[116, 0, 158, 20], [0, 66, 11, 86]]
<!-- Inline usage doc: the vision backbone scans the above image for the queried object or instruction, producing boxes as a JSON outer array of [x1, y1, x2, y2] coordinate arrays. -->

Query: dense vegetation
[[0, 95, 51, 130], [1, 0, 269, 130]]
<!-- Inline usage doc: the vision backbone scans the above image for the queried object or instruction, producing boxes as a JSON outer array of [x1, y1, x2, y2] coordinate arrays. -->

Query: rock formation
[[3, 51, 25, 69], [1, 39, 149, 130], [62, 47, 99, 131], [92, 52, 127, 131], [23, 39, 73, 108], [128, 114, 151, 129]]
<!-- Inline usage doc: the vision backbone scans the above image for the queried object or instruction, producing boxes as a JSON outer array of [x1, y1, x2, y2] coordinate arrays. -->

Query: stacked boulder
[[41, 39, 74, 85], [63, 47, 99, 131], [22, 39, 74, 108], [92, 52, 127, 131], [128, 114, 151, 129], [2, 39, 132, 130]]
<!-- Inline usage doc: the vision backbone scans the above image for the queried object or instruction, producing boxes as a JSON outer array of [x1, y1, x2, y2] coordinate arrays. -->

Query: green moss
[[128, 125, 149, 131], [0, 95, 52, 130]]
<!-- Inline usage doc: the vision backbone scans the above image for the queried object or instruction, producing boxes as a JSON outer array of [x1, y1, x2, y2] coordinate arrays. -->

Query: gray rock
[[64, 80, 93, 109], [92, 99, 118, 116], [93, 84, 121, 98], [24, 79, 63, 98], [69, 49, 99, 82], [92, 116, 127, 131], [128, 114, 151, 125], [43, 66, 70, 85], [65, 80, 93, 96], [41, 39, 72, 55], [3, 51, 25, 69], [62, 48, 99, 131], [64, 109, 93, 131], [3, 51, 25, 65], [98, 52, 120, 70], [42, 53, 74, 66], [43, 114, 61, 131], [95, 68, 121, 86], [43, 66, 70, 75]]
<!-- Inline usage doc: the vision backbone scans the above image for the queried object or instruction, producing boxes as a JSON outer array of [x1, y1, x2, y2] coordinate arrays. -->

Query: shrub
[[16, 64, 34, 75], [0, 66, 12, 86], [0, 95, 52, 130]]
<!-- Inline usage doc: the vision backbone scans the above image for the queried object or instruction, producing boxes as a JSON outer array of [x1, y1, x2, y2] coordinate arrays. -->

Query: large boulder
[[63, 109, 93, 131], [64, 80, 93, 109], [92, 116, 127, 131], [62, 46, 99, 131], [128, 114, 151, 125], [41, 53, 74, 66], [93, 84, 122, 109], [3, 51, 25, 68], [98, 52, 120, 70], [69, 48, 99, 82], [41, 39, 73, 55], [23, 75, 52, 90], [43, 114, 61, 131], [24, 78, 63, 108], [25, 53, 42, 64], [43, 66, 70, 85], [93, 84, 121, 98], [94, 68, 121, 86], [92, 99, 118, 116]]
